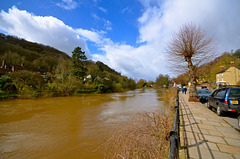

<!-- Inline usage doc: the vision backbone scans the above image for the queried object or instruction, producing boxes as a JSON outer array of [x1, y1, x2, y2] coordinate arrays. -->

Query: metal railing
[[169, 89, 180, 159]]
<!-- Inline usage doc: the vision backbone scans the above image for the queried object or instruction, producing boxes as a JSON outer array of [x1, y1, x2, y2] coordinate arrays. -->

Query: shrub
[[96, 84, 109, 93], [0, 75, 17, 93], [111, 83, 123, 92], [18, 85, 39, 98], [51, 76, 84, 96], [84, 82, 97, 91], [7, 70, 45, 91], [104, 111, 173, 159]]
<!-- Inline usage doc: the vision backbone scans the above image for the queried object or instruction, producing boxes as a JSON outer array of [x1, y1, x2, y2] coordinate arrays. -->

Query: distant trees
[[167, 23, 214, 101], [172, 74, 188, 87], [155, 74, 170, 88], [146, 81, 153, 87], [136, 79, 146, 88]]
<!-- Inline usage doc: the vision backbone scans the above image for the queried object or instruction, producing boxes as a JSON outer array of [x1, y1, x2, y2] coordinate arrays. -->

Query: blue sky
[[0, 0, 240, 81], [0, 0, 142, 53]]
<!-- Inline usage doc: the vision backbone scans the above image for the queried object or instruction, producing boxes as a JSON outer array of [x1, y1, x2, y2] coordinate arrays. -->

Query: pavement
[[179, 93, 240, 159]]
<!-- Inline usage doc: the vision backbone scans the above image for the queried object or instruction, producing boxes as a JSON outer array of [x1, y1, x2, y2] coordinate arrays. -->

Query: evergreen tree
[[71, 47, 88, 79]]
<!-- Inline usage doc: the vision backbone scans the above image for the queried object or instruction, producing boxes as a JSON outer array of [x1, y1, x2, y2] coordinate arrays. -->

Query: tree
[[146, 80, 153, 87], [72, 47, 88, 79], [155, 74, 170, 88], [55, 58, 73, 84], [172, 74, 188, 86], [167, 23, 214, 101], [136, 79, 146, 88]]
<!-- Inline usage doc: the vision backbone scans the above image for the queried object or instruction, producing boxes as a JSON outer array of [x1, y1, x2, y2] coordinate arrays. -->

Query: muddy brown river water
[[0, 89, 165, 159]]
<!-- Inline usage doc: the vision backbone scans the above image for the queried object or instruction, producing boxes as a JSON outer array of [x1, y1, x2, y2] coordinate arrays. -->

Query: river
[[0, 89, 166, 159]]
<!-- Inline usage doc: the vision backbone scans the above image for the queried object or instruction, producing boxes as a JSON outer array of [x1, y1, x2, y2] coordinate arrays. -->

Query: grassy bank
[[103, 88, 177, 159]]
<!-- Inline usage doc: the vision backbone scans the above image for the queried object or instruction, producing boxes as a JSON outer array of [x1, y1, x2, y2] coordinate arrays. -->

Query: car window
[[205, 90, 212, 94], [198, 90, 204, 94], [212, 90, 219, 97], [198, 90, 212, 94], [215, 89, 226, 98], [229, 89, 240, 98]]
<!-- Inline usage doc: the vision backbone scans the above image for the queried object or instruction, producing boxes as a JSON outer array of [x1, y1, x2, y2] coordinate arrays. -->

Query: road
[[203, 103, 240, 131]]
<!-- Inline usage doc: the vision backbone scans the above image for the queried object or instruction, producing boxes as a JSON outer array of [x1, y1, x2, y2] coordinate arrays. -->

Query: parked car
[[207, 86, 240, 116], [197, 89, 212, 103]]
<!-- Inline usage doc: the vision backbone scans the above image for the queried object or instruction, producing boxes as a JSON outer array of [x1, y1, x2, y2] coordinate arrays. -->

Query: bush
[[104, 111, 173, 159], [84, 82, 97, 91], [7, 70, 45, 98], [111, 83, 123, 92], [50, 76, 84, 96], [96, 84, 109, 93], [18, 85, 39, 98], [0, 76, 17, 93], [8, 70, 45, 91]]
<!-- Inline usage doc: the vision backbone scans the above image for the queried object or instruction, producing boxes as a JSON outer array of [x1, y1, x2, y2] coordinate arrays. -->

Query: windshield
[[229, 89, 240, 98], [198, 90, 212, 94]]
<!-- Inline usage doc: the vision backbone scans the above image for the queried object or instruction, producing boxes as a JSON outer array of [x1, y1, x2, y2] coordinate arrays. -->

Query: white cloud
[[56, 0, 78, 10], [76, 28, 102, 44], [94, 0, 240, 80], [121, 7, 131, 14], [93, 42, 165, 80], [104, 19, 112, 31], [91, 13, 112, 31], [0, 6, 94, 58], [98, 7, 107, 13], [1, 0, 240, 81]]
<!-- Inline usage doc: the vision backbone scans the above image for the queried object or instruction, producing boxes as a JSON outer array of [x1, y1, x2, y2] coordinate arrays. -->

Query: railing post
[[169, 88, 180, 159]]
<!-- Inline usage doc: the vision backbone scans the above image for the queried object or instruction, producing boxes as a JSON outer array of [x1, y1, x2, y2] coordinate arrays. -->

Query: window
[[198, 90, 212, 94], [215, 89, 226, 98], [229, 89, 240, 98], [212, 90, 219, 97]]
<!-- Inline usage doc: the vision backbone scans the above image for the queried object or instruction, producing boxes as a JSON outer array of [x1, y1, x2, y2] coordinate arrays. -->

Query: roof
[[216, 66, 240, 74]]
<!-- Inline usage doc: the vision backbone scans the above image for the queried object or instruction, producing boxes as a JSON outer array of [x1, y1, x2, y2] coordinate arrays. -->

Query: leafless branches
[[167, 23, 215, 75]]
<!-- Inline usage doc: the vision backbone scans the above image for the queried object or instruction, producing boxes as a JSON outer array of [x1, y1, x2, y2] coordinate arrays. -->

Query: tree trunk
[[185, 57, 198, 102]]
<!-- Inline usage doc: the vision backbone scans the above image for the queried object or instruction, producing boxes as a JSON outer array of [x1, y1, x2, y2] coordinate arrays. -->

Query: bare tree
[[167, 23, 215, 101]]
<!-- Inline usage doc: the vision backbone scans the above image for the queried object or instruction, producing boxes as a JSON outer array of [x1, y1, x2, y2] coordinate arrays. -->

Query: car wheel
[[217, 106, 224, 116], [207, 101, 212, 109], [238, 115, 240, 129]]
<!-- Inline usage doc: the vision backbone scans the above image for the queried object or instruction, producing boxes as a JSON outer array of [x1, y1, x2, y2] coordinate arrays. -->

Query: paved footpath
[[179, 93, 240, 159]]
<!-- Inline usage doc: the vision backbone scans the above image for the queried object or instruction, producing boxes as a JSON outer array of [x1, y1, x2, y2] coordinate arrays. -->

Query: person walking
[[184, 87, 187, 94]]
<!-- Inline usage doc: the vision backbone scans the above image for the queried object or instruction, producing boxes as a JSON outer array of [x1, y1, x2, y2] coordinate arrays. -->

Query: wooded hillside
[[0, 33, 136, 98], [0, 33, 71, 72]]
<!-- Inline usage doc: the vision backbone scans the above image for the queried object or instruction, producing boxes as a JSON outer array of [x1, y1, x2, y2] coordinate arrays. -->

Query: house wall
[[216, 67, 240, 85]]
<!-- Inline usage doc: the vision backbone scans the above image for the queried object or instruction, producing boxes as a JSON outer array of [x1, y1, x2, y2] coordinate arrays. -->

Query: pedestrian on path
[[184, 87, 187, 94]]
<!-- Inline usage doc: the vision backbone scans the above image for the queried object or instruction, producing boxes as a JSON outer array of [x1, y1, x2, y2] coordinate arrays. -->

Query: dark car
[[197, 89, 212, 103], [207, 86, 240, 117]]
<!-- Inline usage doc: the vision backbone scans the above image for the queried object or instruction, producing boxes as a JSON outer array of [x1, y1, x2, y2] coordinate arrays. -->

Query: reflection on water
[[0, 89, 164, 159]]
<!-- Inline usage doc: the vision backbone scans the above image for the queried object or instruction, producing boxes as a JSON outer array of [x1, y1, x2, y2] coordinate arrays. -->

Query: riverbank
[[103, 88, 177, 158]]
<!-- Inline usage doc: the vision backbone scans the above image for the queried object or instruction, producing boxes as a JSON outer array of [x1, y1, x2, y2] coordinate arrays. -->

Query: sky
[[0, 0, 240, 81]]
